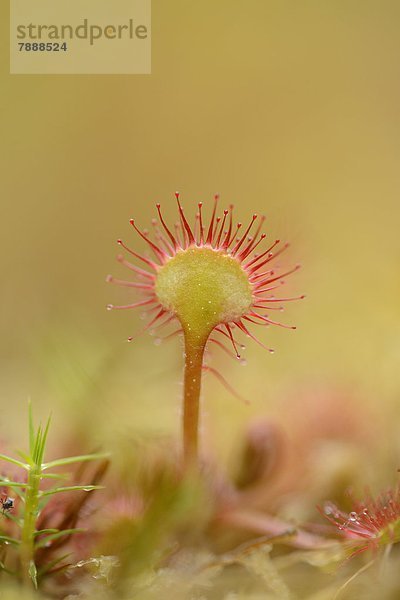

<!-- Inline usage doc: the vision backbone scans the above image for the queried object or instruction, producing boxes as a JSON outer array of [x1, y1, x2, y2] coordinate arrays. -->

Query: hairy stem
[[20, 465, 41, 586], [183, 333, 207, 468]]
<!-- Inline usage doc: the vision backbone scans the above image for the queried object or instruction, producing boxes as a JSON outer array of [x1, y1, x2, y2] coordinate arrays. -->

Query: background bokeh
[[1, 1, 400, 480]]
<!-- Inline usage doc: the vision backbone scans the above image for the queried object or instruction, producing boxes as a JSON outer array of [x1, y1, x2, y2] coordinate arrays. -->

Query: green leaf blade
[[0, 535, 21, 546], [0, 454, 29, 471], [41, 484, 104, 498], [42, 452, 110, 471], [38, 415, 51, 465], [0, 480, 31, 489], [28, 560, 38, 589], [34, 529, 59, 537], [35, 528, 85, 549], [37, 553, 71, 577]]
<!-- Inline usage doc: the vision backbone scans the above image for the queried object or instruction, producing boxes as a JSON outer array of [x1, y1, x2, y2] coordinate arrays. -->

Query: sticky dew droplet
[[348, 511, 358, 523]]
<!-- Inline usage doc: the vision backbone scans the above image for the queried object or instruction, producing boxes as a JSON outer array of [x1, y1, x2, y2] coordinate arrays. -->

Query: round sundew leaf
[[155, 247, 253, 342]]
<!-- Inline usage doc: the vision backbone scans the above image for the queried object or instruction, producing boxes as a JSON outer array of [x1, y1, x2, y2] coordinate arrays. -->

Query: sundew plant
[[107, 193, 303, 467]]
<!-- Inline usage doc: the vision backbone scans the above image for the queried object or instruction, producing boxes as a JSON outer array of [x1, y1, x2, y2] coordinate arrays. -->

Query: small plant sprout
[[108, 194, 303, 467], [321, 486, 400, 556], [0, 404, 109, 588]]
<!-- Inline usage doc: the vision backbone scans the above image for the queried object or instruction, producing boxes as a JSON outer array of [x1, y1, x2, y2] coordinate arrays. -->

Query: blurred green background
[[1, 1, 400, 469]]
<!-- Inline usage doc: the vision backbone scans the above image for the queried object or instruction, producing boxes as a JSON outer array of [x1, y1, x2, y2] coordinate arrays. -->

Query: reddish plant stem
[[182, 333, 207, 468], [217, 508, 334, 550]]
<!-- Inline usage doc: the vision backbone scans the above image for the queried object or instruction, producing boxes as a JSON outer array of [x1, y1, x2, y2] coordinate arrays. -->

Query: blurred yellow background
[[1, 1, 400, 469]]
